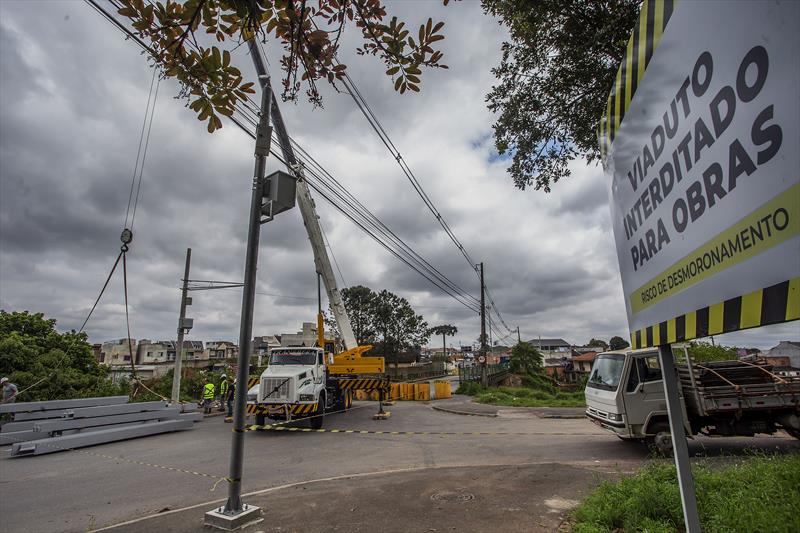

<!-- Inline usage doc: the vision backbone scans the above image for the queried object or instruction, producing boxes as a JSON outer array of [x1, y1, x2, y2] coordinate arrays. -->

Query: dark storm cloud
[[0, 1, 791, 350]]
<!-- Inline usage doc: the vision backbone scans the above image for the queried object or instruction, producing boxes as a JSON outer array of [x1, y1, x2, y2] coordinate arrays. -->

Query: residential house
[[765, 341, 800, 369], [572, 351, 598, 373], [137, 339, 172, 364], [207, 341, 239, 361], [98, 338, 137, 366], [252, 335, 281, 358], [527, 338, 572, 356], [137, 339, 206, 365], [280, 322, 334, 347]]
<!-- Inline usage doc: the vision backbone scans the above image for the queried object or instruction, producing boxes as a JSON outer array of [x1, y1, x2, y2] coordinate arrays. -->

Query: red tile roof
[[572, 351, 598, 362]]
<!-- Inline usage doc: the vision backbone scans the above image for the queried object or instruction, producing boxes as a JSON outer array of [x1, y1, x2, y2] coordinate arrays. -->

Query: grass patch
[[571, 453, 800, 533], [456, 377, 584, 408]]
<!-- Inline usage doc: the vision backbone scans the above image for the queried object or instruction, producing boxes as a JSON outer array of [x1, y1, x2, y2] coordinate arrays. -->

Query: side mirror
[[328, 353, 334, 365]]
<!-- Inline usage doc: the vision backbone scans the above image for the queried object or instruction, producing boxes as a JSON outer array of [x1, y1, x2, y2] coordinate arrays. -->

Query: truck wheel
[[333, 390, 346, 412], [310, 393, 325, 430], [648, 423, 673, 456]]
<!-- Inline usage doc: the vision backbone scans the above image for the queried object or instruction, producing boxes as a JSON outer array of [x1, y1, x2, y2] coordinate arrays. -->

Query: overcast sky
[[0, 0, 796, 350]]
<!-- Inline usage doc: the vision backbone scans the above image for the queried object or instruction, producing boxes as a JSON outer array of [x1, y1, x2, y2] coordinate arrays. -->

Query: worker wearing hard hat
[[225, 379, 236, 423], [218, 375, 229, 412]]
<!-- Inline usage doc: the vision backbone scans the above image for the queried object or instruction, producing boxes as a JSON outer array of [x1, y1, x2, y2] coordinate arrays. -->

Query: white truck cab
[[258, 347, 328, 405], [584, 348, 689, 453]]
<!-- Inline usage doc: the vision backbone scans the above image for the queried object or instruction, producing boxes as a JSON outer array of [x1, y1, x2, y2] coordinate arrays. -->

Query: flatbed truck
[[585, 348, 800, 454]]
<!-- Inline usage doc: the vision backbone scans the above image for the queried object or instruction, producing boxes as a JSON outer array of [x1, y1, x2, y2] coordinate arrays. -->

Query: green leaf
[[386, 66, 400, 76]]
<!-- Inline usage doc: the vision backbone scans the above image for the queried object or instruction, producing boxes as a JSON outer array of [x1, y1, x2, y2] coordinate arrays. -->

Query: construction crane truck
[[245, 97, 388, 429]]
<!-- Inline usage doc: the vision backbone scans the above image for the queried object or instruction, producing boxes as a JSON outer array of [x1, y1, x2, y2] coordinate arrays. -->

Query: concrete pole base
[[204, 504, 262, 531]]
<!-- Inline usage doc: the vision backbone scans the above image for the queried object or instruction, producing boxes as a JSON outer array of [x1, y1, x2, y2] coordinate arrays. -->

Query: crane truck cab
[[251, 346, 345, 429]]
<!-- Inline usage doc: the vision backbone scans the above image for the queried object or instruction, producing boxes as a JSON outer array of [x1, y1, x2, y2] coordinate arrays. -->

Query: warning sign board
[[599, 0, 800, 349]]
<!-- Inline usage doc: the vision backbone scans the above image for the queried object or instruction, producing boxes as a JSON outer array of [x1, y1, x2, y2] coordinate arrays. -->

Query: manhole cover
[[430, 491, 475, 502]]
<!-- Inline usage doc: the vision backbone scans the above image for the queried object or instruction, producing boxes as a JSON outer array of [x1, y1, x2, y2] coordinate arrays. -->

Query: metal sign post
[[657, 344, 701, 533]]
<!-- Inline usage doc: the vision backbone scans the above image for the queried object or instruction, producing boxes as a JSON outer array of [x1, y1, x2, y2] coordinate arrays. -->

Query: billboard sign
[[600, 0, 799, 349]]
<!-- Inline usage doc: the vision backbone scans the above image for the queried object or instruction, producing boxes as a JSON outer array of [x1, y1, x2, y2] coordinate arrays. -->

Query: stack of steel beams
[[0, 397, 202, 456]]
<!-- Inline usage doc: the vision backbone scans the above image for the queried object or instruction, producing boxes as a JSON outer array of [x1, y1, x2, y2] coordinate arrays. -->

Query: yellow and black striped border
[[246, 377, 260, 389], [246, 403, 317, 416], [598, 0, 678, 162], [337, 378, 390, 391], [631, 278, 800, 349]]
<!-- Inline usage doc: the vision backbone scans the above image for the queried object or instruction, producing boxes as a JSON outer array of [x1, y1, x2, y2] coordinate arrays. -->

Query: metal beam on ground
[[0, 430, 38, 446], [0, 420, 37, 433], [33, 408, 180, 433], [10, 419, 194, 457], [0, 396, 128, 414], [12, 400, 168, 421]]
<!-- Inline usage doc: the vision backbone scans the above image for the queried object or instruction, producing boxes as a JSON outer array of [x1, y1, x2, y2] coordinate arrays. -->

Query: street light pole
[[204, 39, 272, 529], [171, 248, 191, 403]]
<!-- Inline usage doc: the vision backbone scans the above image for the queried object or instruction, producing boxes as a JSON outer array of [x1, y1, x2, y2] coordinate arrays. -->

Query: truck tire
[[332, 390, 346, 412], [647, 422, 673, 456], [310, 393, 325, 430]]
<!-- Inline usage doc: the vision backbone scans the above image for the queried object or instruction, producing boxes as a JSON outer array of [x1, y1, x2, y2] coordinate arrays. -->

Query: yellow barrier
[[351, 380, 449, 401], [434, 380, 452, 399], [414, 383, 430, 401]]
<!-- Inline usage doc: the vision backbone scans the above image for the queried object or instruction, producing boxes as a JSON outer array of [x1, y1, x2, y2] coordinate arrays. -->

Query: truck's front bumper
[[585, 409, 627, 435], [246, 402, 317, 417]]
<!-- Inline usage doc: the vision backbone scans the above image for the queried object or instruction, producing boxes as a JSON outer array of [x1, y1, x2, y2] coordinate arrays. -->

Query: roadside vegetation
[[571, 453, 800, 533], [0, 310, 129, 402], [456, 371, 585, 408]]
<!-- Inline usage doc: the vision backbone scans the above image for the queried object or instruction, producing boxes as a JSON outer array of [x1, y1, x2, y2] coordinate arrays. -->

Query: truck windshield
[[587, 354, 625, 391], [269, 351, 317, 366]]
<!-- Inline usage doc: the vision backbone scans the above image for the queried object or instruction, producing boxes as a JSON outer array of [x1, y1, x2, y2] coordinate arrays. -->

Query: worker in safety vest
[[202, 380, 215, 414], [218, 375, 229, 412]]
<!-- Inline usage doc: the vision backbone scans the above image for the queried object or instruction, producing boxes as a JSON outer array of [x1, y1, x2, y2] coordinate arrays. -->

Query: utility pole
[[171, 248, 192, 403], [479, 262, 488, 388], [517, 326, 521, 344]]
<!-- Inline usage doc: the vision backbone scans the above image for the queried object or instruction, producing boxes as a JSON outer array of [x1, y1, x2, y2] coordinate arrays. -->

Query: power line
[[338, 70, 515, 333], [87, 2, 481, 316]]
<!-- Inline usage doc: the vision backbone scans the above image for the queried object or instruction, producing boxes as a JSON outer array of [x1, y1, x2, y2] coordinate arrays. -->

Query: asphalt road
[[1, 399, 797, 532]]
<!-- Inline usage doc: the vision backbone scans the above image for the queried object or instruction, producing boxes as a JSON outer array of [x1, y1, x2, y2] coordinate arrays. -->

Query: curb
[[430, 404, 498, 418], [534, 413, 585, 420]]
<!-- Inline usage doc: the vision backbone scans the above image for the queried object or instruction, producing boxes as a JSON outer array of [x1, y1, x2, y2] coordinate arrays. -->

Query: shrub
[[571, 454, 800, 533]]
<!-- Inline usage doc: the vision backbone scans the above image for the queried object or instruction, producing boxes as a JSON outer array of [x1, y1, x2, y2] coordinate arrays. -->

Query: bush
[[571, 454, 800, 533], [520, 372, 557, 393], [0, 311, 130, 402], [455, 372, 585, 407], [456, 381, 484, 396]]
